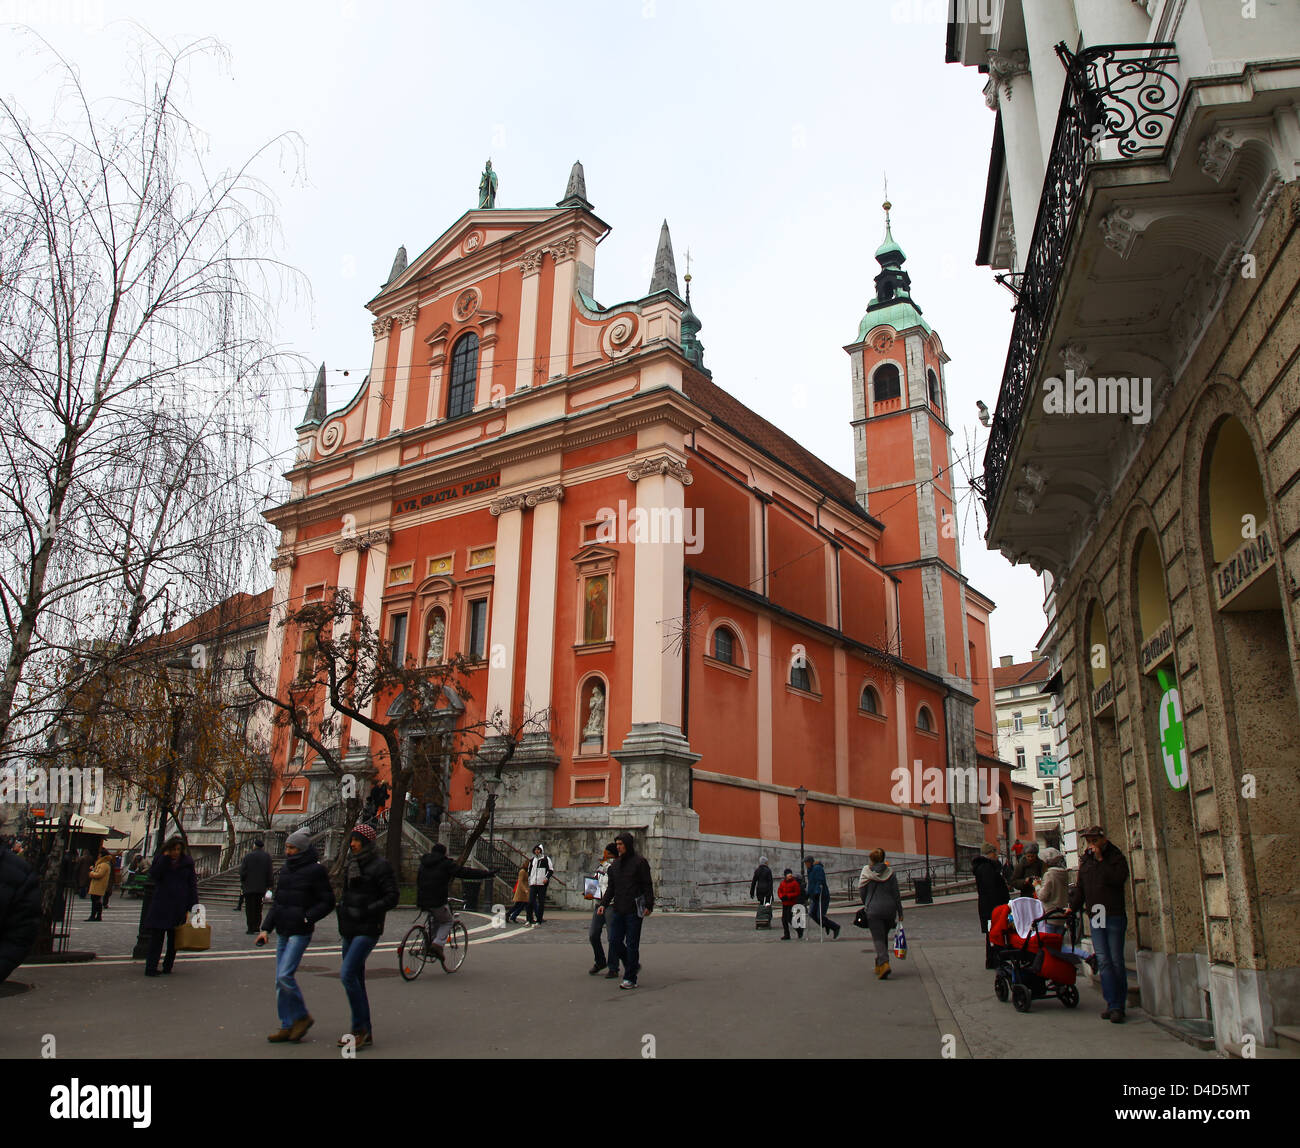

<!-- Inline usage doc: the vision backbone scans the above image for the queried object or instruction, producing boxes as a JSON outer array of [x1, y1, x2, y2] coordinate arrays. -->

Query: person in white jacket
[[586, 842, 618, 975], [528, 844, 554, 924]]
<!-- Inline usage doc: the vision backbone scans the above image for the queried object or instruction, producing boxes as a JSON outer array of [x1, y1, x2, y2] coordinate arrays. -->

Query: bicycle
[[398, 897, 469, 980]]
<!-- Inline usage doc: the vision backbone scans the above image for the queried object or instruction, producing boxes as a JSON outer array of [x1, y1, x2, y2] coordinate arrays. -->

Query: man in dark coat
[[336, 824, 399, 1047], [749, 856, 774, 903], [75, 849, 92, 898], [1010, 842, 1045, 896], [0, 842, 41, 983], [598, 832, 654, 989], [239, 839, 274, 936], [416, 842, 492, 961], [1069, 824, 1131, 1023], [972, 841, 1010, 969], [142, 837, 199, 976], [257, 828, 335, 1043], [803, 856, 841, 939]]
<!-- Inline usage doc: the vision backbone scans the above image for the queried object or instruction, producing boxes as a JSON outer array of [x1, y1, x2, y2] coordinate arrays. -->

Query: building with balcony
[[260, 162, 1016, 907], [993, 654, 1066, 848], [949, 0, 1300, 1051]]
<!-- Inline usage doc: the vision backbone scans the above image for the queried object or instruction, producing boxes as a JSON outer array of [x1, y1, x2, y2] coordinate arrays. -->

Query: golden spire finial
[[883, 173, 892, 223]]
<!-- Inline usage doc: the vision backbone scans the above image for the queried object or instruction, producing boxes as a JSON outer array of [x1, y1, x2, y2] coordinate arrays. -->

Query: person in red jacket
[[777, 869, 804, 940]]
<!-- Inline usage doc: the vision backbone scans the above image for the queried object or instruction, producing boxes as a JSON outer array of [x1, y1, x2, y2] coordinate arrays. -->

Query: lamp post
[[794, 785, 808, 872], [1002, 805, 1014, 874], [922, 802, 932, 883], [133, 665, 192, 961]]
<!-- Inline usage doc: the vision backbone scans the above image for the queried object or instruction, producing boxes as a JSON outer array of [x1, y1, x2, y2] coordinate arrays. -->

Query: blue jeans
[[339, 934, 377, 1032], [589, 905, 608, 965], [1091, 911, 1128, 1012], [606, 910, 644, 984], [275, 933, 312, 1028]]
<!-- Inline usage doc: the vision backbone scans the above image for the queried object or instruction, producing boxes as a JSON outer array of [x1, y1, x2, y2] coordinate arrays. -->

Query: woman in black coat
[[972, 842, 1010, 969], [336, 824, 399, 1047], [142, 837, 198, 976]]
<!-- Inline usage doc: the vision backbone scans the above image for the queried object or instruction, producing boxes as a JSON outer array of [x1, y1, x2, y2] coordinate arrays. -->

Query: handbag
[[892, 925, 908, 960], [173, 910, 212, 952], [853, 907, 871, 929]]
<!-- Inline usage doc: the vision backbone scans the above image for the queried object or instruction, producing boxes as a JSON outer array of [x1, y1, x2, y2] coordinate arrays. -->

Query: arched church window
[[917, 705, 934, 732], [447, 332, 479, 419], [860, 684, 880, 714], [928, 368, 941, 407], [872, 363, 901, 403], [713, 626, 735, 665]]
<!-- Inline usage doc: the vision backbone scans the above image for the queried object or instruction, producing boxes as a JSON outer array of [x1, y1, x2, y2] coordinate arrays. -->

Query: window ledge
[[703, 654, 750, 677], [858, 708, 887, 722], [573, 641, 614, 656], [786, 683, 821, 701], [915, 727, 940, 739]]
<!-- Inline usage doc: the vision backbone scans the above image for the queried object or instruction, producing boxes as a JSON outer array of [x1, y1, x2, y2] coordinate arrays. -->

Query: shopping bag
[[173, 911, 211, 952], [893, 925, 908, 960]]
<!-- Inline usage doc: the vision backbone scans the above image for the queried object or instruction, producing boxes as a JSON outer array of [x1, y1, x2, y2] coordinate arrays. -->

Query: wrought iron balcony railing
[[981, 42, 1180, 519]]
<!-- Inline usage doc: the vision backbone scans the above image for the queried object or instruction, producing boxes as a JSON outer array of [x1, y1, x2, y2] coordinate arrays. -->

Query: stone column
[[986, 51, 1043, 271], [364, 315, 392, 441], [1022, 0, 1081, 173], [613, 454, 701, 909], [387, 303, 419, 434], [1076, 0, 1150, 48], [545, 236, 577, 380], [515, 250, 543, 393]]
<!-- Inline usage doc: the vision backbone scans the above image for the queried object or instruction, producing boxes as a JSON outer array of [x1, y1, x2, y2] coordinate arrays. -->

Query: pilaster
[[515, 249, 543, 393], [364, 315, 392, 441]]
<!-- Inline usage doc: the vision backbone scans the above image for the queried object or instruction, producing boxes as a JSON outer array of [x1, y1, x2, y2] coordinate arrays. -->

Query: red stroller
[[989, 899, 1081, 1013]]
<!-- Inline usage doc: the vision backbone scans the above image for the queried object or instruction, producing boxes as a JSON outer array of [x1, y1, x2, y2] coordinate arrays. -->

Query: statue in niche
[[582, 682, 605, 746], [426, 613, 445, 664]]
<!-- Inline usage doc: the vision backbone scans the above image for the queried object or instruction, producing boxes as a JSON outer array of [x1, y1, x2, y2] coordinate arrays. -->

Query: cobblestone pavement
[[0, 893, 1212, 1059]]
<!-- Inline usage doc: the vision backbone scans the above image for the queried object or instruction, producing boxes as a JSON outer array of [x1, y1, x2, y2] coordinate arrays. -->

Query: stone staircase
[[199, 855, 284, 909], [1223, 1024, 1300, 1059]]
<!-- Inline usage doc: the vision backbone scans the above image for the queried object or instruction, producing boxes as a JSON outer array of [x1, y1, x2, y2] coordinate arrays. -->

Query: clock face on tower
[[454, 289, 479, 321]]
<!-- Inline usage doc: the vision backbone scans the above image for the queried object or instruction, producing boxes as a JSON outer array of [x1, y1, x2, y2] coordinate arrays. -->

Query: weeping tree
[[0, 33, 301, 947]]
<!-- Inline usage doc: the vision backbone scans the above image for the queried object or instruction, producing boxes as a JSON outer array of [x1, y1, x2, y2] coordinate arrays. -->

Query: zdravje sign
[[1139, 620, 1173, 676], [393, 473, 499, 516]]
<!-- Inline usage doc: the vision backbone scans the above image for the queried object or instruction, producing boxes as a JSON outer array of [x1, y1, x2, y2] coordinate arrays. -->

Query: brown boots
[[875, 961, 892, 979]]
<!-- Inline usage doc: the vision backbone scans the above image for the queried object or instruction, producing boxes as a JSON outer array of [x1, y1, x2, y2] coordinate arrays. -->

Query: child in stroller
[[989, 897, 1082, 1013]]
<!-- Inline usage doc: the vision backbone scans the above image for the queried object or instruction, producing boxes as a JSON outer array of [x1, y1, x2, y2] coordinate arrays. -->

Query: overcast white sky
[[1, 0, 1050, 673]]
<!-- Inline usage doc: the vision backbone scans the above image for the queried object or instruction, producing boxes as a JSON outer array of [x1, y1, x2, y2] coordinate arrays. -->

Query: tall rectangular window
[[1015, 747, 1026, 771], [390, 612, 408, 667], [1012, 712, 1023, 733], [468, 599, 488, 661], [583, 574, 609, 643], [1038, 708, 1050, 729]]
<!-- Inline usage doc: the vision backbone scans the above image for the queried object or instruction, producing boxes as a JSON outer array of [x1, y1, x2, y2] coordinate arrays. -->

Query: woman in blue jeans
[[335, 824, 399, 1048]]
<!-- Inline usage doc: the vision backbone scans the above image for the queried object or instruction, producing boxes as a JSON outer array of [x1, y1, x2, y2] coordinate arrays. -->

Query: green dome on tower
[[855, 197, 928, 340]]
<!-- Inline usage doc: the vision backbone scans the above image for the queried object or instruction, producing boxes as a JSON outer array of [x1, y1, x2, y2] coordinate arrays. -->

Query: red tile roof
[[993, 658, 1051, 691], [141, 588, 274, 653], [682, 372, 879, 526]]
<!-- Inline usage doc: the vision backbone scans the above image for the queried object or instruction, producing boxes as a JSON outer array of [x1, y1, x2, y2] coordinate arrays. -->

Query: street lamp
[[794, 785, 808, 874], [921, 802, 931, 884], [1002, 804, 1014, 874]]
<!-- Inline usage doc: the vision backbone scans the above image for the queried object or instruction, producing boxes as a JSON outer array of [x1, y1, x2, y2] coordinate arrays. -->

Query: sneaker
[[589, 963, 607, 975], [619, 979, 637, 990], [267, 1028, 291, 1042], [287, 1015, 314, 1042]]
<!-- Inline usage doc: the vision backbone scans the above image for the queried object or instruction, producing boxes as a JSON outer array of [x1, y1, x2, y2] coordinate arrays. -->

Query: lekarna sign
[[1156, 668, 1189, 791]]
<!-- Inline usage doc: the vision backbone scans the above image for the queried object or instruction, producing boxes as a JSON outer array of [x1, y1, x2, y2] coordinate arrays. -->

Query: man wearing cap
[[336, 823, 399, 1049], [239, 838, 274, 935], [257, 828, 335, 1043], [1069, 825, 1131, 1023], [1010, 842, 1044, 897]]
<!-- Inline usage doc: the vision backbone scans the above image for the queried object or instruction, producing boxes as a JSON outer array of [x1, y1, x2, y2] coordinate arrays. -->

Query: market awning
[[31, 814, 127, 838]]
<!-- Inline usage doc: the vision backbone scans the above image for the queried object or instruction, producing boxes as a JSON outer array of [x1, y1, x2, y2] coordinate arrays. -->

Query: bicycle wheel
[[440, 919, 468, 973], [398, 924, 429, 981]]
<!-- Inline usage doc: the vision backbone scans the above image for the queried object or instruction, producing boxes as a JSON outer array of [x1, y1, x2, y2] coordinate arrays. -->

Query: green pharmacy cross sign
[[1038, 757, 1059, 777], [1156, 667, 1189, 791]]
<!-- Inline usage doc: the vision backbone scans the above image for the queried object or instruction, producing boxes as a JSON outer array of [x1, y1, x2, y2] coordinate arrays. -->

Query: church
[[259, 162, 1018, 906]]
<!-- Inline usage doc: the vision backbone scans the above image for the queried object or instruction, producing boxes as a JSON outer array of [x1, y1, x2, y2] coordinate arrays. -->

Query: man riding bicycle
[[415, 843, 493, 959]]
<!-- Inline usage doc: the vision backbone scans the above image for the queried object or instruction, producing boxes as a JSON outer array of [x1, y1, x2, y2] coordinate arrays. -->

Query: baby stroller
[[989, 898, 1081, 1013]]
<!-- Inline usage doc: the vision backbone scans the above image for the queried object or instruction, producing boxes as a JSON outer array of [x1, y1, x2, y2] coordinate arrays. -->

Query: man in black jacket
[[598, 832, 654, 989], [239, 840, 274, 935], [972, 842, 1010, 969], [1069, 824, 1131, 1023], [256, 828, 335, 1043], [0, 842, 40, 984], [416, 843, 492, 961], [336, 824, 398, 1048]]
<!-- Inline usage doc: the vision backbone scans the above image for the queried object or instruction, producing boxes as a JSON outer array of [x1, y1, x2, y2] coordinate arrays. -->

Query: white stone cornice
[[627, 455, 694, 485], [332, 528, 392, 555]]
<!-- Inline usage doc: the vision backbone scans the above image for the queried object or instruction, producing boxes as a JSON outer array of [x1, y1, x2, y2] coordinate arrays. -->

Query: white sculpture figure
[[426, 614, 445, 664], [582, 683, 605, 742]]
